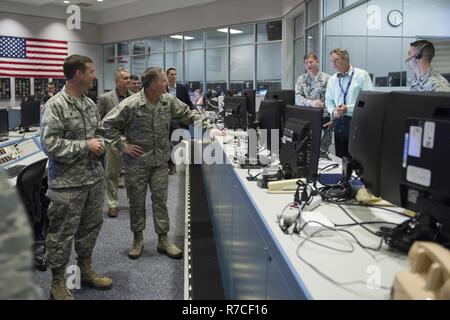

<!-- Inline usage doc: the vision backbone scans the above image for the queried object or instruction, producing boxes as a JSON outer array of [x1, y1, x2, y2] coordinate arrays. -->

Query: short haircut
[[142, 67, 163, 89], [63, 54, 93, 80], [47, 82, 55, 86], [330, 48, 350, 62], [115, 67, 129, 81], [303, 53, 319, 61], [166, 67, 176, 75], [410, 40, 435, 63], [130, 74, 139, 81]]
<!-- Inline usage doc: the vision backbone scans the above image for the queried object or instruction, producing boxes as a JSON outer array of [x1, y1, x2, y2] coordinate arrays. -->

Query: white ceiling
[[6, 0, 155, 12], [0, 0, 228, 24]]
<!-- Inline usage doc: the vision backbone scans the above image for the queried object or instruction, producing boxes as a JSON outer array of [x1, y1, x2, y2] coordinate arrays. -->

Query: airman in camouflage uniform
[[40, 54, 112, 300], [0, 170, 42, 300], [410, 67, 450, 92], [406, 40, 450, 92], [295, 53, 332, 157], [103, 67, 217, 260], [295, 73, 330, 108]]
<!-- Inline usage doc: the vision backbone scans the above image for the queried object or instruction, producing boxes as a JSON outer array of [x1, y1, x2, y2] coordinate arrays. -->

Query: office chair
[[16, 158, 49, 271]]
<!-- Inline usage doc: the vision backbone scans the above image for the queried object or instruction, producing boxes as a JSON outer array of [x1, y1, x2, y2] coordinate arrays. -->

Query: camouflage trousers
[[45, 180, 105, 270], [105, 145, 123, 209], [125, 163, 169, 234]]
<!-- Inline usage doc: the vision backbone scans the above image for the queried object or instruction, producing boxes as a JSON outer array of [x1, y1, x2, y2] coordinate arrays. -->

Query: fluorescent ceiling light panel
[[217, 28, 243, 34], [170, 35, 194, 40]]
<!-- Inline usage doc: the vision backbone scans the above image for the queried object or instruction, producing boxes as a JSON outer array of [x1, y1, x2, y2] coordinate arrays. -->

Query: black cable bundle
[[379, 214, 450, 253]]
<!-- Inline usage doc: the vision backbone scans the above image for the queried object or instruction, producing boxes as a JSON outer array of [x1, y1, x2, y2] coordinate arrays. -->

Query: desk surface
[[212, 135, 410, 299]]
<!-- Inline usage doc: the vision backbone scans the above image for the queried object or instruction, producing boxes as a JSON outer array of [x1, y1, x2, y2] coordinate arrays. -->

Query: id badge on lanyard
[[339, 70, 354, 105]]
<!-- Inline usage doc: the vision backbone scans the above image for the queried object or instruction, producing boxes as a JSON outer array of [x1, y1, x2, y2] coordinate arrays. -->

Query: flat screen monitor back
[[282, 105, 323, 180], [265, 90, 295, 122], [388, 71, 407, 87], [400, 117, 450, 223], [242, 89, 256, 128], [380, 91, 450, 206], [258, 100, 282, 152], [224, 96, 248, 130], [349, 91, 392, 196], [375, 77, 388, 87], [0, 109, 9, 141], [21, 97, 40, 129]]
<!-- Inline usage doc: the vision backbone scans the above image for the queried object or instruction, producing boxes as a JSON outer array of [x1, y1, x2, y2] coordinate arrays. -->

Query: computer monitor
[[257, 100, 282, 152], [258, 89, 268, 96], [20, 95, 41, 132], [349, 91, 393, 196], [400, 117, 450, 225], [375, 77, 388, 87], [265, 90, 295, 123], [350, 91, 450, 207], [224, 96, 248, 131], [350, 91, 450, 250], [265, 20, 282, 41], [379, 91, 450, 206], [388, 71, 407, 87], [280, 105, 323, 180], [242, 89, 256, 129], [0, 109, 9, 142]]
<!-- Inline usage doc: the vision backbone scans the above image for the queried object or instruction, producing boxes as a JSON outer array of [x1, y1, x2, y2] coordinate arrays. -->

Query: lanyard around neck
[[339, 70, 354, 105]]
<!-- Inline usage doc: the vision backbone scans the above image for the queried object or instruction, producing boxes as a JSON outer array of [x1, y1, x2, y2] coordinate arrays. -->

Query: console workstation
[[0, 104, 46, 186], [199, 90, 450, 299]]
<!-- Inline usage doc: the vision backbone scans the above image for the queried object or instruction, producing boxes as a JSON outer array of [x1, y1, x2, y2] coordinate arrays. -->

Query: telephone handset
[[392, 241, 450, 300]]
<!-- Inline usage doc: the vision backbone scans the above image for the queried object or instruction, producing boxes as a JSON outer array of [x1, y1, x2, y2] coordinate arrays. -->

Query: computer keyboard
[[6, 164, 26, 178]]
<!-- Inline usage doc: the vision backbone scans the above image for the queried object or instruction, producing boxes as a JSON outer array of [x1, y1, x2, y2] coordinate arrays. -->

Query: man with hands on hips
[[103, 67, 221, 260]]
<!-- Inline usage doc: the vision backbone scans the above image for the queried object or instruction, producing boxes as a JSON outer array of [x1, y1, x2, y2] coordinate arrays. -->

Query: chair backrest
[[16, 158, 48, 227]]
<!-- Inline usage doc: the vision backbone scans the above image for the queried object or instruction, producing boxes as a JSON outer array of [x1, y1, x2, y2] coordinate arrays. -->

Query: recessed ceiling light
[[217, 28, 243, 34], [170, 35, 194, 40], [97, 0, 104, 2], [63, 0, 70, 3]]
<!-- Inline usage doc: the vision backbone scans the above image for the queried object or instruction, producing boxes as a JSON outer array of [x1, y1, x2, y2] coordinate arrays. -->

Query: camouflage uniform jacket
[[295, 71, 330, 107], [103, 90, 212, 166], [410, 67, 450, 92], [41, 86, 105, 188]]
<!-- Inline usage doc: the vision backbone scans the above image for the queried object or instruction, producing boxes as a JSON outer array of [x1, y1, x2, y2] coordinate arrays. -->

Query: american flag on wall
[[0, 36, 68, 78]]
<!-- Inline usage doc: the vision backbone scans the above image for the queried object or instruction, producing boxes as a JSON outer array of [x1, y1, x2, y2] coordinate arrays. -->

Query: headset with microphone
[[405, 42, 430, 62], [414, 42, 429, 60]]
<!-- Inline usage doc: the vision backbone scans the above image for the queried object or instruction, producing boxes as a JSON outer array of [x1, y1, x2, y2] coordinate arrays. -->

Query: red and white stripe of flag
[[0, 37, 68, 78]]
